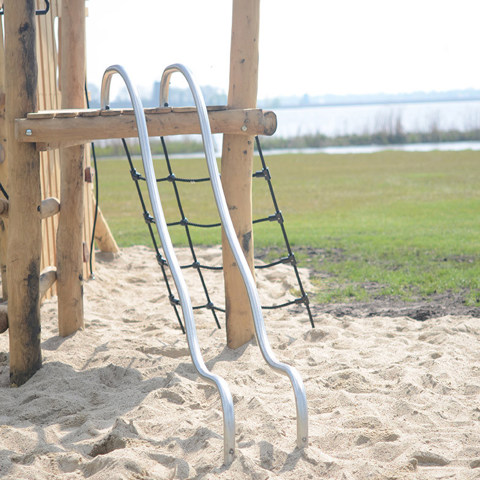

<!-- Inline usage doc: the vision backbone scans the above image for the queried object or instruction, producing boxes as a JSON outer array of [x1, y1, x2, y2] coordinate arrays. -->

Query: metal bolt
[[229, 448, 234, 455], [25, 129, 33, 136], [302, 437, 307, 443], [241, 125, 247, 132]]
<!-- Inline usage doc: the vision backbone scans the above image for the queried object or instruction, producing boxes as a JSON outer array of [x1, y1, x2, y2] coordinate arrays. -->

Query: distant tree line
[[93, 126, 480, 159], [258, 128, 480, 150], [260, 113, 480, 149]]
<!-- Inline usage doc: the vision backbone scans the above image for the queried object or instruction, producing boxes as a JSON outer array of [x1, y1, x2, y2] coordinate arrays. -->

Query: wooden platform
[[15, 106, 277, 151]]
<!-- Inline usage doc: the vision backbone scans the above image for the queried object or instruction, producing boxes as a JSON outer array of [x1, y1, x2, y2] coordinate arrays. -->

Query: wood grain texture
[[0, 266, 58, 334], [222, 0, 260, 349], [16, 108, 277, 149], [0, 18, 8, 301], [36, 0, 61, 298], [5, 0, 42, 385], [56, 0, 85, 336]]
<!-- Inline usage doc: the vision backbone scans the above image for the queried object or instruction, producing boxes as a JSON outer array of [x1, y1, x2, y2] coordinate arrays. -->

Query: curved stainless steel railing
[[100, 65, 235, 465], [159, 63, 308, 449]]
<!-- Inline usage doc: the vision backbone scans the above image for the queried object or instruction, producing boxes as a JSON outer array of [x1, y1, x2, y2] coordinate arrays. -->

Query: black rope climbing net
[[120, 134, 315, 332]]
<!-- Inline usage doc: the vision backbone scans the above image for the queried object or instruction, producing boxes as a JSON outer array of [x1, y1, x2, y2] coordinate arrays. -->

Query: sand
[[0, 245, 479, 479]]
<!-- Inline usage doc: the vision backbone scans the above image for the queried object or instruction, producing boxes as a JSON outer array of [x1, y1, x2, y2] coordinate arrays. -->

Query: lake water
[[260, 141, 480, 156], [273, 100, 480, 138], [147, 99, 480, 157]]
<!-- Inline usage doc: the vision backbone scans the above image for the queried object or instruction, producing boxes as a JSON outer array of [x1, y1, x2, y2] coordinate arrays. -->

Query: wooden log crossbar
[[0, 196, 60, 219], [15, 106, 277, 151]]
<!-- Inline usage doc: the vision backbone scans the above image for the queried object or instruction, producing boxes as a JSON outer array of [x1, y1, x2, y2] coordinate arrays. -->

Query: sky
[[86, 0, 480, 101]]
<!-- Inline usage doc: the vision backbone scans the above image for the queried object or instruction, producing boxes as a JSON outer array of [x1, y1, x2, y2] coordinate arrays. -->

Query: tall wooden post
[[5, 0, 42, 385], [56, 0, 85, 336], [221, 0, 260, 349], [0, 18, 8, 301]]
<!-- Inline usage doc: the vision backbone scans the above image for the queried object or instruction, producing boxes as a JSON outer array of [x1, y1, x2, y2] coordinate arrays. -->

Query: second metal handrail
[[159, 63, 308, 449]]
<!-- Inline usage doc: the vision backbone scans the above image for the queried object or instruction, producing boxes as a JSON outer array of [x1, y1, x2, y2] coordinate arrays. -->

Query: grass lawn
[[95, 148, 480, 306]]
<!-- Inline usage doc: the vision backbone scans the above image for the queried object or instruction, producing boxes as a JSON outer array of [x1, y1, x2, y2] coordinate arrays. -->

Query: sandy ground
[[0, 245, 479, 479]]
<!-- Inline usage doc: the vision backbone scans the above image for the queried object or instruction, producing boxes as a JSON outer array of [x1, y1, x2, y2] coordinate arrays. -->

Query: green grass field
[[96, 149, 480, 306]]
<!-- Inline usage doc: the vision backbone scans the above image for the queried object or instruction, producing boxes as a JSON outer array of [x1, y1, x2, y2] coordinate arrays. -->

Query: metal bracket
[[0, 1, 50, 15]]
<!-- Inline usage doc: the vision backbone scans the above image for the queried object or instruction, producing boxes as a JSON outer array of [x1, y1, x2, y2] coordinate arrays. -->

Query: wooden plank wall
[[35, 0, 95, 296], [36, 0, 61, 296], [0, 17, 8, 300]]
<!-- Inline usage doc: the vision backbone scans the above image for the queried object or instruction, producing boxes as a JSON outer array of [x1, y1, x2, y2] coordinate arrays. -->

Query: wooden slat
[[16, 108, 277, 150], [172, 106, 197, 113], [37, 3, 54, 289], [53, 110, 79, 118], [143, 107, 171, 115], [36, 0, 61, 298], [27, 108, 96, 118], [100, 108, 123, 116], [35, 0, 96, 296], [0, 8, 8, 300], [207, 105, 228, 111], [79, 109, 100, 117], [83, 148, 96, 279], [27, 105, 233, 118], [27, 111, 55, 119]]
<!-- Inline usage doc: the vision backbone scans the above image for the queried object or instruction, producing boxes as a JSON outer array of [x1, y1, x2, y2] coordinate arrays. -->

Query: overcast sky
[[86, 0, 480, 100]]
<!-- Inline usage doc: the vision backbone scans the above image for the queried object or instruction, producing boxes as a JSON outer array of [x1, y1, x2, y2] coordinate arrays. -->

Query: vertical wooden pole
[[0, 17, 8, 301], [221, 0, 260, 349], [56, 0, 85, 336], [5, 0, 42, 385]]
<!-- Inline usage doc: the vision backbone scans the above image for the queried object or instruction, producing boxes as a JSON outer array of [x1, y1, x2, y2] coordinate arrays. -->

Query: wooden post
[[5, 0, 42, 385], [56, 0, 85, 336], [221, 0, 260, 348], [0, 17, 8, 301]]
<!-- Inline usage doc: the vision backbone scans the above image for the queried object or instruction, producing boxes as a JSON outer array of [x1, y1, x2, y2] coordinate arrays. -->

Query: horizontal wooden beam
[[15, 107, 277, 151], [39, 266, 57, 298], [0, 197, 61, 219]]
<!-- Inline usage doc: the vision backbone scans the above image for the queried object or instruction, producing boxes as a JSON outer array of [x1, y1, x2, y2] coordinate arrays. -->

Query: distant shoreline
[[91, 96, 480, 157], [93, 132, 480, 159]]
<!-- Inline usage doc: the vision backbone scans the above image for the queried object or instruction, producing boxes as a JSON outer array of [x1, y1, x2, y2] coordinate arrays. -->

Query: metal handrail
[[159, 63, 308, 449], [100, 65, 235, 466]]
